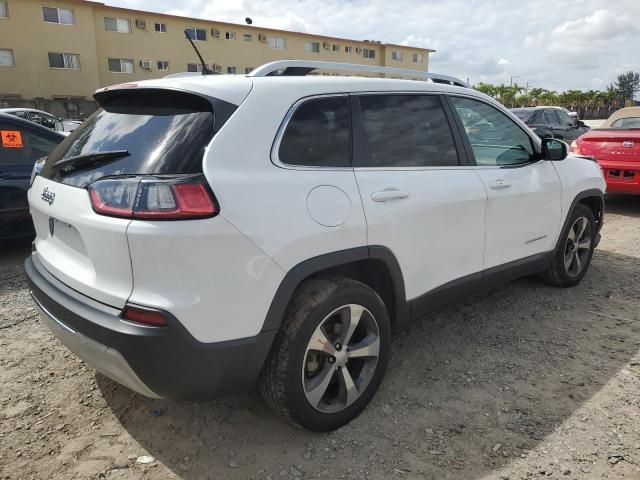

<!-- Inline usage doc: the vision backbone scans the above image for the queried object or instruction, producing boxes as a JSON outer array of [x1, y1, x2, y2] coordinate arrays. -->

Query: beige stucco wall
[[0, 0, 101, 98], [0, 0, 431, 100]]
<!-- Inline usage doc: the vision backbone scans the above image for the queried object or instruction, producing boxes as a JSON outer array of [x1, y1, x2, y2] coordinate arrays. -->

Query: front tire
[[259, 276, 391, 432], [539, 203, 596, 287]]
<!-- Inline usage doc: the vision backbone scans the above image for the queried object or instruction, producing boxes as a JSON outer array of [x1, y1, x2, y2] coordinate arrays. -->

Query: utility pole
[[510, 75, 520, 87]]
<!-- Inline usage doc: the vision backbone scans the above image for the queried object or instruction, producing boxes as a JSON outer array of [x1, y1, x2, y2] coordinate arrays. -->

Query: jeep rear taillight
[[88, 175, 217, 220]]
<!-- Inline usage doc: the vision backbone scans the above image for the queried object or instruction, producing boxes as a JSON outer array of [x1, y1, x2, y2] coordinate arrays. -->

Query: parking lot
[[0, 194, 639, 480]]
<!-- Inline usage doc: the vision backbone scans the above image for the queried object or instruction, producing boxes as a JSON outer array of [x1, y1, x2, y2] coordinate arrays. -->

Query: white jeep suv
[[25, 61, 606, 432]]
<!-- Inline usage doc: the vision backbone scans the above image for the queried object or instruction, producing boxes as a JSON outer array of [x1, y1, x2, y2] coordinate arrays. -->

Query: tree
[[474, 83, 496, 97], [611, 71, 640, 104]]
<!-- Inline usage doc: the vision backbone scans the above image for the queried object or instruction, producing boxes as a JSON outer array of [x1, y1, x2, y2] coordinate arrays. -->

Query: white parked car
[[25, 61, 605, 431], [0, 108, 82, 134]]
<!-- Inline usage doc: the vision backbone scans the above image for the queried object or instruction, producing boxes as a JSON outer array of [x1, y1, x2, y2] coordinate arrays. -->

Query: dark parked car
[[511, 106, 590, 142], [0, 113, 65, 240]]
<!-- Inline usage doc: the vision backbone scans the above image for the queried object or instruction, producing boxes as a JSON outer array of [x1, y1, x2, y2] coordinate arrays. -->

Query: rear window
[[611, 117, 640, 129], [511, 109, 536, 123], [1, 123, 62, 164], [42, 89, 230, 187]]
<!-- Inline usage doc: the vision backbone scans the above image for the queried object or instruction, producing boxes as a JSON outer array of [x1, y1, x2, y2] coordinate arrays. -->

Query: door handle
[[489, 179, 511, 190], [371, 189, 409, 202]]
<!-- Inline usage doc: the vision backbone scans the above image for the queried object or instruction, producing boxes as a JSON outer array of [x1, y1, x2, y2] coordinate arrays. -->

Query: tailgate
[[26, 83, 246, 308], [29, 175, 133, 307]]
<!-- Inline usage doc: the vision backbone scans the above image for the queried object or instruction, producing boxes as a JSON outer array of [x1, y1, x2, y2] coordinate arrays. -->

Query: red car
[[570, 107, 640, 194]]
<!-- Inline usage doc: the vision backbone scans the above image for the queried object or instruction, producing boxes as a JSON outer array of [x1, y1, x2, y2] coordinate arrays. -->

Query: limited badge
[[1, 130, 24, 148]]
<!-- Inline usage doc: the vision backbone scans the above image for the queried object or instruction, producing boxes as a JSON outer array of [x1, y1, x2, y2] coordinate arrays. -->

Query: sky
[[104, 0, 639, 92]]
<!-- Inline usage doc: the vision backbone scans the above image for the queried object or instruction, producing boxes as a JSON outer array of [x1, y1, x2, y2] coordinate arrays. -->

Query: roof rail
[[248, 60, 468, 87]]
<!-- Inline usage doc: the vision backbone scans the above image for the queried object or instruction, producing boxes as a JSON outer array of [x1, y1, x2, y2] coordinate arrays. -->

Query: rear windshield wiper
[[52, 150, 130, 175]]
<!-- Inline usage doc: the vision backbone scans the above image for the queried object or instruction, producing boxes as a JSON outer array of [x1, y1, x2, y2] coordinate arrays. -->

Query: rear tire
[[539, 203, 596, 287], [259, 276, 391, 432]]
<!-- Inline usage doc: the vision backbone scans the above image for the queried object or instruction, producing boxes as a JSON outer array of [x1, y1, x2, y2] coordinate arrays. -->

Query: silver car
[[0, 108, 82, 134]]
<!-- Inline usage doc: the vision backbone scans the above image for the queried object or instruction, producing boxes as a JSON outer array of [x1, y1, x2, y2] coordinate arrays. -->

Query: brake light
[[88, 175, 217, 220], [570, 140, 582, 155], [122, 305, 168, 327]]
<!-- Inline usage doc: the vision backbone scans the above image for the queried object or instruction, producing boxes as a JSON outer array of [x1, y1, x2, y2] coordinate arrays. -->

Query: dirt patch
[[1, 195, 640, 480]]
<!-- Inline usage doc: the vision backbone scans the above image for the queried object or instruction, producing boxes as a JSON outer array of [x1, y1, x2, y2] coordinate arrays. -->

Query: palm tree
[[474, 83, 496, 97], [528, 88, 546, 106]]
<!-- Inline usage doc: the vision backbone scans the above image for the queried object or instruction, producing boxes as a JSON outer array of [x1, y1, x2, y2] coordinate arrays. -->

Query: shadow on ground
[[97, 246, 640, 479], [605, 193, 640, 218]]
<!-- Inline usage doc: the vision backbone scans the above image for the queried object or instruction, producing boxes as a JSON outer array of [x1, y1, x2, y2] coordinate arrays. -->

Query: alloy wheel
[[302, 304, 380, 413], [564, 216, 592, 277]]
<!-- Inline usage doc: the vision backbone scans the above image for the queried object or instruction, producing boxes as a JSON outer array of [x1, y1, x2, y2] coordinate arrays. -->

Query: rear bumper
[[25, 254, 276, 400], [600, 163, 640, 194]]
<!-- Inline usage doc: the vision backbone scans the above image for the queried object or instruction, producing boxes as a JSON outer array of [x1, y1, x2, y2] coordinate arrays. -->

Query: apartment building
[[0, 0, 433, 100]]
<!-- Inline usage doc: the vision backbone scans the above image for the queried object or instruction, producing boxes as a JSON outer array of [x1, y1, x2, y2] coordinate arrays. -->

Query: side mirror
[[577, 120, 586, 128], [542, 138, 568, 161]]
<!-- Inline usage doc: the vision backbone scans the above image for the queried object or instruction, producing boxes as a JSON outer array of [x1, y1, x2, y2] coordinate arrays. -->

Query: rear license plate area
[[49, 217, 85, 253]]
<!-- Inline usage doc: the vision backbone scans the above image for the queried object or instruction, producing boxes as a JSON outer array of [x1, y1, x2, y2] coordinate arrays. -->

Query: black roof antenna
[[183, 30, 217, 75]]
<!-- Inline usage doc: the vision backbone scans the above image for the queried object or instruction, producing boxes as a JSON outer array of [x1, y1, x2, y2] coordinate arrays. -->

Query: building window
[[225, 31, 235, 40], [185, 27, 207, 41], [268, 37, 286, 49], [244, 67, 253, 74], [363, 48, 375, 59], [391, 51, 403, 61], [43, 6, 75, 25], [0, 1, 8, 18], [227, 66, 237, 74], [48, 52, 80, 70], [305, 42, 320, 53], [104, 17, 131, 33], [187, 63, 207, 72], [0, 48, 14, 66], [157, 60, 169, 71], [332, 44, 340, 52], [108, 58, 134, 73], [345, 46, 353, 53], [243, 33, 252, 42], [412, 53, 424, 63], [154, 22, 167, 33]]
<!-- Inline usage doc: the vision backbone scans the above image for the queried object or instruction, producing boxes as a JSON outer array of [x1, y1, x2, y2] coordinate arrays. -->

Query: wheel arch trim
[[555, 188, 604, 252], [261, 246, 408, 333]]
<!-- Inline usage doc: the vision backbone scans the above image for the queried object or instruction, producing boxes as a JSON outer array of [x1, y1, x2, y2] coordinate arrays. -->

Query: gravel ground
[[1, 194, 640, 480]]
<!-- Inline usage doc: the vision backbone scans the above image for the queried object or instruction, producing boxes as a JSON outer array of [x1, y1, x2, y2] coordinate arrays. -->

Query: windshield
[[511, 109, 535, 123], [611, 117, 640, 129], [41, 90, 221, 187]]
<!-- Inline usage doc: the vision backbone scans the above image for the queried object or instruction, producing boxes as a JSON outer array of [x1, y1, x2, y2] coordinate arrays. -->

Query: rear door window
[[512, 110, 535, 123], [543, 110, 560, 125], [357, 94, 459, 168], [278, 96, 351, 167], [42, 90, 229, 187]]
